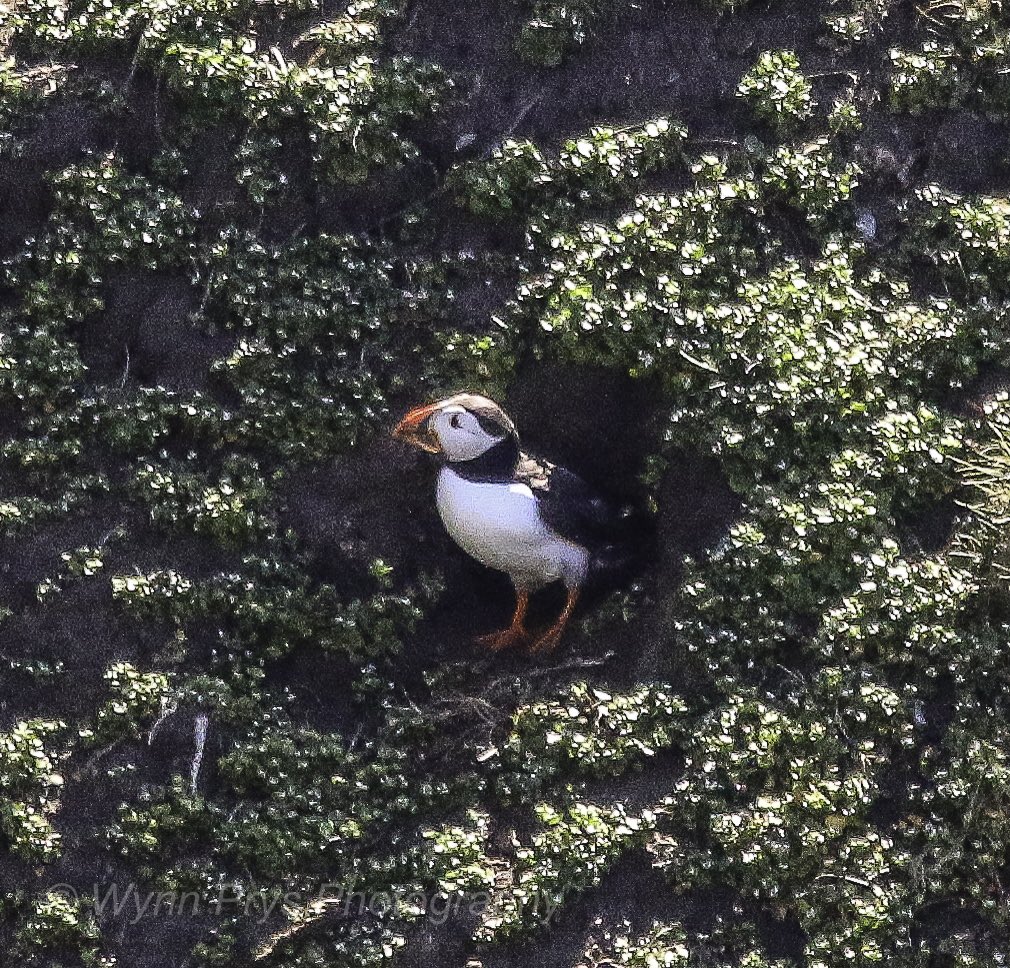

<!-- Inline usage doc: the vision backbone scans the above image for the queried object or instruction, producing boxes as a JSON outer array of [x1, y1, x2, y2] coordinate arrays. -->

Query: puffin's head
[[392, 393, 517, 463]]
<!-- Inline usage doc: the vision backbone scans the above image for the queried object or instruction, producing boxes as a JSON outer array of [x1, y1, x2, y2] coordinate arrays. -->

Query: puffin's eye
[[450, 413, 462, 429]]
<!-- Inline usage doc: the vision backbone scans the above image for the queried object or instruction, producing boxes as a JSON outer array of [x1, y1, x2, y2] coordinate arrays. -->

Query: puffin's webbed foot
[[528, 586, 580, 655], [476, 588, 530, 652], [475, 626, 530, 651]]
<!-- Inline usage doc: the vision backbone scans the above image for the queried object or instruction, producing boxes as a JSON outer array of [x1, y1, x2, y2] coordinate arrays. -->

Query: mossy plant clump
[[10, 889, 103, 967], [109, 697, 479, 897], [201, 228, 449, 458], [888, 1, 1010, 116], [131, 458, 272, 546], [0, 720, 68, 862], [111, 557, 439, 664], [489, 680, 687, 801], [92, 663, 172, 743], [580, 916, 792, 968], [514, 0, 615, 66], [737, 50, 815, 134], [5, 0, 448, 185], [453, 118, 687, 222], [425, 800, 654, 943]]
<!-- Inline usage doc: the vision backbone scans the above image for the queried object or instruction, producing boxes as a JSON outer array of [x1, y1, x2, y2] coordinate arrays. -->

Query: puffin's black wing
[[515, 452, 618, 547]]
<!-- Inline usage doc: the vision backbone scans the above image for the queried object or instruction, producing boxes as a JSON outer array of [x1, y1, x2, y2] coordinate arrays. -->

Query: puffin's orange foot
[[528, 624, 565, 654], [477, 589, 531, 651], [527, 586, 579, 655], [475, 626, 529, 651]]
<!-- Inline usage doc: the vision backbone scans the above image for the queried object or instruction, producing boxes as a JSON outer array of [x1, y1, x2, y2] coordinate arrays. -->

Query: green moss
[[11, 889, 102, 966], [92, 663, 172, 743], [737, 50, 815, 133], [0, 720, 68, 862], [489, 680, 687, 801]]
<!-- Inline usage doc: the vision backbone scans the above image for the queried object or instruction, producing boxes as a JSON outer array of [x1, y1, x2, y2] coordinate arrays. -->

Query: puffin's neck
[[448, 435, 520, 482]]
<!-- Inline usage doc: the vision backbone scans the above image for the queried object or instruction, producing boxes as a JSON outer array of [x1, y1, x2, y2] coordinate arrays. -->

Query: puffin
[[393, 392, 629, 653]]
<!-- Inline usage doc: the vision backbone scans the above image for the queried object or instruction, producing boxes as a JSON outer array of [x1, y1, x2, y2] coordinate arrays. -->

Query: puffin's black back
[[515, 452, 656, 591]]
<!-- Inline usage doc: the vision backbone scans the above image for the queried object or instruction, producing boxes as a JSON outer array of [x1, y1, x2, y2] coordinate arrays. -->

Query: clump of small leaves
[[889, 43, 961, 113], [907, 696, 1010, 933], [646, 668, 916, 961], [421, 809, 500, 898], [7, 153, 197, 327], [488, 681, 687, 801], [828, 97, 863, 134], [110, 701, 474, 893], [36, 542, 109, 602], [761, 138, 859, 225], [11, 889, 102, 966], [92, 663, 172, 743], [0, 57, 66, 142], [514, 0, 614, 65], [111, 558, 440, 664], [425, 801, 654, 944], [823, 0, 894, 48], [107, 774, 217, 886], [582, 918, 692, 967], [0, 720, 68, 862], [912, 184, 1010, 301], [132, 458, 272, 545], [201, 228, 446, 458], [8, 0, 448, 185], [453, 118, 686, 222], [889, 1, 1010, 115], [475, 801, 653, 942], [737, 50, 815, 133], [254, 914, 413, 968], [816, 535, 975, 674], [580, 916, 791, 968]]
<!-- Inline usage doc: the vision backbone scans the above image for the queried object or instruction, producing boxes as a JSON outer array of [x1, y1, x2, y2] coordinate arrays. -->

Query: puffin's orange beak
[[393, 403, 442, 453]]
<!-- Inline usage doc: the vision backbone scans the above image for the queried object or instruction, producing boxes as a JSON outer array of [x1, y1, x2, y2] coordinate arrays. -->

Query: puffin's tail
[[585, 505, 656, 592]]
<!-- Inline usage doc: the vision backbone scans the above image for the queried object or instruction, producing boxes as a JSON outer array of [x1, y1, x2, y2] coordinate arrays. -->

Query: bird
[[392, 392, 634, 653]]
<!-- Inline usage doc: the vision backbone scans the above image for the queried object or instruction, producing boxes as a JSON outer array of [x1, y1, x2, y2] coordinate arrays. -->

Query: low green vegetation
[[490, 681, 687, 800], [0, 720, 68, 862], [887, 0, 1010, 115], [10, 889, 101, 967], [737, 50, 815, 133]]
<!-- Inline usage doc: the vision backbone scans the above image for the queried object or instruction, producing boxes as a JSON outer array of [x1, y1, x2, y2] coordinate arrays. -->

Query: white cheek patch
[[446, 430, 501, 462], [431, 408, 506, 462], [430, 413, 478, 460]]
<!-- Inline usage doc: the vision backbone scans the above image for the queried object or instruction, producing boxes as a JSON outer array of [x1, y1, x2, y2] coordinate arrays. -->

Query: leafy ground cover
[[2, 0, 1010, 965]]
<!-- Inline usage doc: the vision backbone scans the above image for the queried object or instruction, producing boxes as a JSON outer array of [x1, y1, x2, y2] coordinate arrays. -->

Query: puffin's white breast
[[435, 467, 588, 588]]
